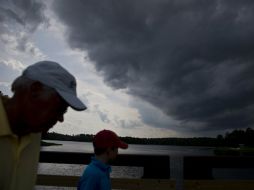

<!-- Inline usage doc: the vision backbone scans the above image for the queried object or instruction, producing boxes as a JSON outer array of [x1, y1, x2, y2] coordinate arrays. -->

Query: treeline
[[42, 133, 94, 142], [120, 137, 220, 146], [42, 128, 254, 147], [217, 127, 254, 147]]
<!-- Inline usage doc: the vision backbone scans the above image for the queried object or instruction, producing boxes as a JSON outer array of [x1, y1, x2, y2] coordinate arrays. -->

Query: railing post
[[171, 156, 184, 190]]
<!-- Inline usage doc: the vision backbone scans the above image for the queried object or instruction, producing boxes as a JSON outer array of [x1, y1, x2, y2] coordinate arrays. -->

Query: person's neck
[[95, 154, 109, 164]]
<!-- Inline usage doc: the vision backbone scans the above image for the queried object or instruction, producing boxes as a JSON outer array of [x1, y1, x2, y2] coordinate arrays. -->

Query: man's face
[[22, 87, 68, 135]]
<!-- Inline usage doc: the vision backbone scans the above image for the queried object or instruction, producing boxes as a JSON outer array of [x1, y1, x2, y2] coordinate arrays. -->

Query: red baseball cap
[[93, 130, 128, 149]]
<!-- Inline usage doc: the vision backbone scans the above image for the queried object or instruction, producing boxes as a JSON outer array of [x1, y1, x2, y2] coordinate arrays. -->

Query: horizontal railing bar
[[39, 151, 170, 166], [40, 152, 254, 181], [184, 156, 254, 179], [184, 180, 254, 190], [184, 156, 254, 168], [37, 175, 79, 187], [112, 178, 175, 190], [37, 175, 254, 190], [37, 174, 175, 190], [39, 151, 171, 179]]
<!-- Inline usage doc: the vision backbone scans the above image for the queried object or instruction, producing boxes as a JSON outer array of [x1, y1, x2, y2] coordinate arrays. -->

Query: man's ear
[[29, 81, 44, 99], [106, 147, 111, 156]]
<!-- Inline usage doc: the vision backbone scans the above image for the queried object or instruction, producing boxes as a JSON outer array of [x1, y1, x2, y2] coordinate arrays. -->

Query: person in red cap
[[78, 129, 128, 190]]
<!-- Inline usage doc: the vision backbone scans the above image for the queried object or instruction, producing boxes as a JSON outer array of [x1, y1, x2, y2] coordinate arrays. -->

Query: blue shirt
[[78, 157, 112, 190]]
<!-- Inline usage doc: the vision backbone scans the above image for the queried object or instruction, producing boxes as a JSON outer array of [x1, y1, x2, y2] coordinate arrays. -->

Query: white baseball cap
[[22, 61, 87, 111]]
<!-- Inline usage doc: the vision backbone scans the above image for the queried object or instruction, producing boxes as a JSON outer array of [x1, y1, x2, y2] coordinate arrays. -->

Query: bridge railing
[[37, 151, 173, 190], [37, 151, 254, 190]]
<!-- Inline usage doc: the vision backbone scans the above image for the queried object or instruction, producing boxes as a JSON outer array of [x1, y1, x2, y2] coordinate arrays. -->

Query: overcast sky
[[1, 0, 254, 138]]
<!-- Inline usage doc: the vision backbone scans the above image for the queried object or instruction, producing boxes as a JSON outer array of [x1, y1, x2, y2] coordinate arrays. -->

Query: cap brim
[[118, 141, 128, 149], [56, 89, 87, 111]]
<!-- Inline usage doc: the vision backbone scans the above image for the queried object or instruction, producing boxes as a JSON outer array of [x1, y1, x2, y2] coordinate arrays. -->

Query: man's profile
[[0, 61, 86, 190]]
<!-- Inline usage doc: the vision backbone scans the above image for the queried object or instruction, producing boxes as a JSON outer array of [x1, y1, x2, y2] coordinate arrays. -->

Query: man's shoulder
[[83, 163, 104, 177]]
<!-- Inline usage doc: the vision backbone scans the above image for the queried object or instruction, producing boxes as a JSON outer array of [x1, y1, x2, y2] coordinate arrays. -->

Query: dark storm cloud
[[53, 0, 254, 131]]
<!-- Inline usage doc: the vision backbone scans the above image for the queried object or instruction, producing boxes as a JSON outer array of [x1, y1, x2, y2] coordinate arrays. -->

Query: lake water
[[40, 140, 215, 155], [36, 140, 214, 189]]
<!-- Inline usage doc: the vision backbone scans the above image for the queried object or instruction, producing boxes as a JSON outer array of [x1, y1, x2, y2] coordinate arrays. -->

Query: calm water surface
[[41, 140, 215, 155]]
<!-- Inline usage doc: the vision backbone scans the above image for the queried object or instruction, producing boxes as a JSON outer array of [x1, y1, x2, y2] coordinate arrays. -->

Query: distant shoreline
[[42, 132, 220, 147], [42, 128, 254, 147], [41, 140, 62, 147], [214, 147, 254, 156], [41, 140, 254, 156]]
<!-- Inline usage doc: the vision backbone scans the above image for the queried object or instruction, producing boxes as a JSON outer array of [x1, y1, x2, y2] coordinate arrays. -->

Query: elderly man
[[0, 61, 86, 190]]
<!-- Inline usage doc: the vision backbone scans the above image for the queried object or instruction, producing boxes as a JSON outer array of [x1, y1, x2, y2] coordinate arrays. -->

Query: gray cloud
[[0, 61, 21, 82], [129, 97, 179, 129], [52, 0, 254, 132], [0, 59, 25, 95], [0, 0, 46, 55], [113, 115, 143, 129], [0, 83, 11, 96], [92, 103, 143, 129], [0, 0, 46, 31], [93, 104, 111, 124]]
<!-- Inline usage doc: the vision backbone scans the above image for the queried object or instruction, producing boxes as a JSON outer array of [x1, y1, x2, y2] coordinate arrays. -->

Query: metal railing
[[37, 151, 254, 190]]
